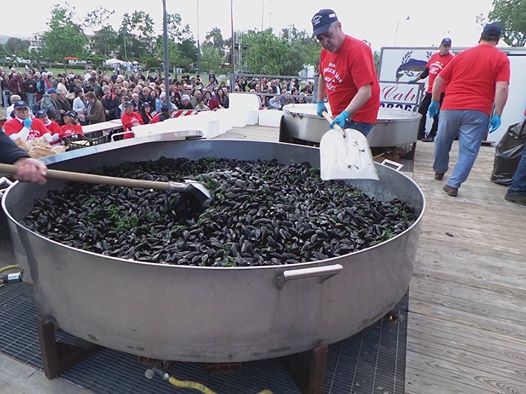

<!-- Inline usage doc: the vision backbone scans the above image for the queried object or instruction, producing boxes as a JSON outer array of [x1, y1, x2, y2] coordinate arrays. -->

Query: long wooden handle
[[0, 163, 188, 192], [322, 111, 345, 134]]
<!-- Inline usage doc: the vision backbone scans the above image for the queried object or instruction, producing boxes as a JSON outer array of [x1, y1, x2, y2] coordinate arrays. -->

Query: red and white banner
[[172, 110, 198, 118]]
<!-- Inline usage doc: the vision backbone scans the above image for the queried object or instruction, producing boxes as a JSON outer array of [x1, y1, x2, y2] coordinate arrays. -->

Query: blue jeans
[[344, 120, 374, 136], [26, 93, 36, 110], [508, 145, 526, 195], [433, 109, 490, 189]]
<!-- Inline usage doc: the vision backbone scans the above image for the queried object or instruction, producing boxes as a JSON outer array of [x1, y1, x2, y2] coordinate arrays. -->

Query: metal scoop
[[0, 163, 212, 205]]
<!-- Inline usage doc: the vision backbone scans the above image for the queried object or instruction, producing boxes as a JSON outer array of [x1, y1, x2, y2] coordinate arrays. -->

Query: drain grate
[[0, 283, 407, 393]]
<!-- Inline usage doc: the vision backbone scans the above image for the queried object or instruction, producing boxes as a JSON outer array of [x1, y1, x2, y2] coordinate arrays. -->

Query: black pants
[[417, 92, 445, 139]]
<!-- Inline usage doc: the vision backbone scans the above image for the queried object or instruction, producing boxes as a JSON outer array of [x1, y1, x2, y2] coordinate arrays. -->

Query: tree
[[239, 27, 320, 75], [5, 38, 30, 54], [118, 11, 156, 60], [205, 27, 225, 50], [85, 7, 118, 57], [200, 44, 224, 74], [488, 0, 526, 46], [41, 3, 88, 61]]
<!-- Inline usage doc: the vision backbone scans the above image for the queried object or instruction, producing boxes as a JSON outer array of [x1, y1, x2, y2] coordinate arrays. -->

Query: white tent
[[105, 58, 125, 67]]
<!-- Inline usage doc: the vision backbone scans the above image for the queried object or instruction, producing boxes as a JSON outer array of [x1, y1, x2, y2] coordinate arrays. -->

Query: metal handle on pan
[[0, 177, 13, 198], [380, 159, 404, 172], [274, 264, 343, 289]]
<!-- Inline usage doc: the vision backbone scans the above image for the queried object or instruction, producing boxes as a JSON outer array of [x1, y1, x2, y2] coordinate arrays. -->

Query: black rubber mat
[[0, 283, 407, 393]]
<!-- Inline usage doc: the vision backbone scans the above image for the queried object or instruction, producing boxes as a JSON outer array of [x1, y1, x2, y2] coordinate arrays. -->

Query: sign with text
[[379, 81, 424, 112]]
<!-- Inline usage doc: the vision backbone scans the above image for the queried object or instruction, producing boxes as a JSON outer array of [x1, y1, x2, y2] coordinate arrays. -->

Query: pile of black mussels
[[24, 157, 417, 267]]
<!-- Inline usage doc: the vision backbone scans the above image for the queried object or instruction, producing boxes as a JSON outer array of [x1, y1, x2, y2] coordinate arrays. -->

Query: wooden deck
[[218, 126, 526, 394]]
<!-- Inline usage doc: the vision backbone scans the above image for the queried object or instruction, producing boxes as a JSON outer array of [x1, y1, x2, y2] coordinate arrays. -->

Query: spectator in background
[[268, 94, 284, 110], [8, 72, 25, 101], [179, 94, 194, 110], [56, 89, 72, 122], [120, 101, 143, 138], [139, 102, 154, 124], [6, 95, 22, 118], [100, 87, 120, 121], [60, 111, 84, 139], [216, 88, 229, 108], [150, 103, 172, 123], [85, 91, 106, 125], [35, 109, 61, 136], [23, 74, 38, 110], [40, 88, 62, 123], [130, 92, 142, 111], [4, 100, 51, 142], [204, 90, 219, 110], [88, 78, 103, 98], [72, 88, 88, 124]]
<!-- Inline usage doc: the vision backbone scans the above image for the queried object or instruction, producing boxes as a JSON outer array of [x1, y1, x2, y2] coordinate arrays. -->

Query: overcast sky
[[1, 0, 494, 50]]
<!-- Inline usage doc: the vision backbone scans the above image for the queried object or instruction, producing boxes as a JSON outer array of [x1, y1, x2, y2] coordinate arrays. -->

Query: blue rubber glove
[[428, 101, 439, 118], [330, 111, 350, 129], [316, 101, 327, 118], [23, 118, 32, 128], [489, 114, 501, 133]]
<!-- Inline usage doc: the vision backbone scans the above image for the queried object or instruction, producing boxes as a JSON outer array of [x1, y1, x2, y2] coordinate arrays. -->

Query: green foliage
[[118, 10, 156, 60], [239, 27, 320, 75], [84, 8, 118, 57], [41, 3, 88, 61], [205, 27, 225, 50], [488, 0, 526, 46], [5, 38, 30, 54], [200, 44, 224, 75]]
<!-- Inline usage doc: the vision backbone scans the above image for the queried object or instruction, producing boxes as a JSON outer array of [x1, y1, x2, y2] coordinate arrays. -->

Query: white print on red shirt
[[323, 62, 343, 92]]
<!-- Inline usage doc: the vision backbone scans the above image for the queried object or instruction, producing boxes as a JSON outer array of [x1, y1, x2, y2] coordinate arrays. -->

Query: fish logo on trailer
[[395, 51, 432, 81]]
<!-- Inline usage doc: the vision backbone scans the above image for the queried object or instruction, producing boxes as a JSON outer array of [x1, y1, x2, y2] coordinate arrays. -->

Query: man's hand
[[13, 157, 47, 185], [316, 101, 327, 118], [330, 111, 350, 129], [428, 101, 439, 118], [489, 114, 501, 133]]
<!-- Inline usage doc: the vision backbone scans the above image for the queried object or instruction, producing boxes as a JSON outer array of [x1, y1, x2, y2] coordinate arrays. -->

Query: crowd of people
[[232, 76, 315, 109]]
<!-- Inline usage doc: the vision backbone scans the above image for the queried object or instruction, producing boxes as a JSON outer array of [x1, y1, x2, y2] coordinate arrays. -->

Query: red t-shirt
[[43, 120, 62, 135], [60, 124, 84, 139], [439, 44, 510, 115], [3, 117, 49, 139], [320, 35, 380, 123], [426, 52, 454, 93], [121, 112, 144, 131], [150, 114, 161, 124]]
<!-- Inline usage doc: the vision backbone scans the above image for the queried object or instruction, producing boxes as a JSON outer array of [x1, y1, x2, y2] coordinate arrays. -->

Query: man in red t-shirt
[[429, 23, 510, 197], [411, 38, 454, 142], [4, 101, 51, 141], [120, 101, 143, 138], [312, 9, 380, 135]]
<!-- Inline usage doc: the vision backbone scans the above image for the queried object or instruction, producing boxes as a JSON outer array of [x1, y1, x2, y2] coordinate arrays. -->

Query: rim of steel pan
[[1, 138, 426, 271]]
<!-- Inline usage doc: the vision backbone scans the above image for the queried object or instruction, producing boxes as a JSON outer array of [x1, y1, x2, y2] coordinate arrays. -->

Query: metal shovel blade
[[319, 118, 379, 181]]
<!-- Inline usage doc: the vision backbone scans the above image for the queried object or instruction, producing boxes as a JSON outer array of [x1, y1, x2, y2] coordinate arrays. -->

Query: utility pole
[[230, 0, 235, 92], [162, 0, 170, 104], [197, 0, 201, 76]]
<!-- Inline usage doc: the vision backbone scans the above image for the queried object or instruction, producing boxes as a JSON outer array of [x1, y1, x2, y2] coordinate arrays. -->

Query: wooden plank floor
[[407, 141, 526, 394], [216, 126, 526, 394]]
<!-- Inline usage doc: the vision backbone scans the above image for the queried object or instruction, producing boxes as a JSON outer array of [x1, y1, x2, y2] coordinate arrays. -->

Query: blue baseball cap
[[482, 22, 503, 39], [440, 37, 452, 46], [13, 100, 29, 109], [311, 9, 338, 36], [46, 88, 57, 94]]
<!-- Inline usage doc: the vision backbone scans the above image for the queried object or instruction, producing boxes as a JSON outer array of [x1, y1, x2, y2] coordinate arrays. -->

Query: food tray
[[63, 134, 110, 151]]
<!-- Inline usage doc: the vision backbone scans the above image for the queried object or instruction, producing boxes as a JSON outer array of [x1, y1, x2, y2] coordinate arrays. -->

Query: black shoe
[[505, 193, 526, 206], [422, 136, 434, 142], [435, 172, 444, 180], [443, 185, 458, 197]]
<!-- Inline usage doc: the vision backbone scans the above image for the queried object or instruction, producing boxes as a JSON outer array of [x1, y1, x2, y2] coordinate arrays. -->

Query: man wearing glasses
[[313, 9, 380, 135]]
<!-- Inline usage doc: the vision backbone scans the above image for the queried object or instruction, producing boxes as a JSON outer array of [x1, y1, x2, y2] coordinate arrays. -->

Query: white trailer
[[378, 46, 526, 143]]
